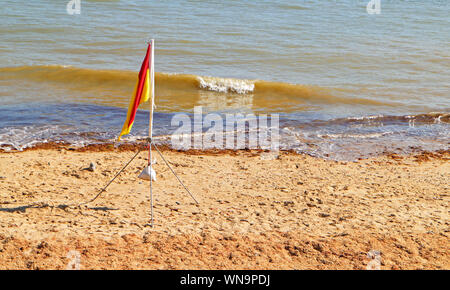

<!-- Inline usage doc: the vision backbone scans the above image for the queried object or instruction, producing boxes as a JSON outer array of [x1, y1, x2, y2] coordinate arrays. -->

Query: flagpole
[[149, 39, 155, 227], [149, 39, 155, 142], [80, 39, 199, 219]]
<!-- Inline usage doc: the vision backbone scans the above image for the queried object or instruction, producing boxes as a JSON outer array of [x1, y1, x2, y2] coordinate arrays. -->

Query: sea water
[[0, 0, 448, 159]]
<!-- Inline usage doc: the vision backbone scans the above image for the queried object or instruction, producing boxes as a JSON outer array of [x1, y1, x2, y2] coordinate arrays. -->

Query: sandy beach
[[0, 145, 448, 269]]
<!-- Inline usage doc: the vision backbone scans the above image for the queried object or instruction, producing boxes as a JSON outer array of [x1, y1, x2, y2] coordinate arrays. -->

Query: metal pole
[[152, 142, 199, 204], [78, 147, 143, 207], [149, 39, 155, 227]]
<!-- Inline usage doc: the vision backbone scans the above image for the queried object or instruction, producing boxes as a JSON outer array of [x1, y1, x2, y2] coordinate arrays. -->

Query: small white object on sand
[[138, 165, 156, 181]]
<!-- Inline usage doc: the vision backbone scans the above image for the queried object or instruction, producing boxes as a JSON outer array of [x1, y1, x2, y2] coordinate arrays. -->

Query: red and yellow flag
[[118, 44, 152, 141]]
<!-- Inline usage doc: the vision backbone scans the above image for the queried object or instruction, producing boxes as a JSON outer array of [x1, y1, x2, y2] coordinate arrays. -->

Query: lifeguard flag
[[118, 44, 152, 141]]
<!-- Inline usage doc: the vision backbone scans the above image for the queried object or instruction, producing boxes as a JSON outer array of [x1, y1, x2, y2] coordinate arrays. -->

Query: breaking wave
[[0, 65, 395, 107]]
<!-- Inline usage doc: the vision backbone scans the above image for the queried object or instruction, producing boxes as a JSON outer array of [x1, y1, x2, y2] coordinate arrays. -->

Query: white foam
[[317, 131, 394, 139], [346, 115, 384, 121], [0, 125, 61, 151], [197, 76, 255, 94]]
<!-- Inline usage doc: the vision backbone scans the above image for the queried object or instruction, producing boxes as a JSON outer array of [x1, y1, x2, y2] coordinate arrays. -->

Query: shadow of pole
[[0, 203, 119, 213]]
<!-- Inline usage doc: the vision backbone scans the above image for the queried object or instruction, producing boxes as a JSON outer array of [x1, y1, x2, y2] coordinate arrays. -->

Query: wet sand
[[0, 146, 448, 269]]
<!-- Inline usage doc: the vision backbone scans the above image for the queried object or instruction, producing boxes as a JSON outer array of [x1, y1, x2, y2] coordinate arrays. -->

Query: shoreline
[[1, 140, 449, 161], [0, 147, 448, 269]]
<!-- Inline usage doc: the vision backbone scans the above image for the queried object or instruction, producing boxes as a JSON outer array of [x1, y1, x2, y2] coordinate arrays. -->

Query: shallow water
[[0, 0, 449, 159]]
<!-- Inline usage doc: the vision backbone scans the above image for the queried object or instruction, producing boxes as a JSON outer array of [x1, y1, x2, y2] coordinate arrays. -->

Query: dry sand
[[0, 145, 448, 269]]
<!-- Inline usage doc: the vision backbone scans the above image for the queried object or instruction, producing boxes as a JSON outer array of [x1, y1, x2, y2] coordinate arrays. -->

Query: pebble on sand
[[82, 162, 96, 172]]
